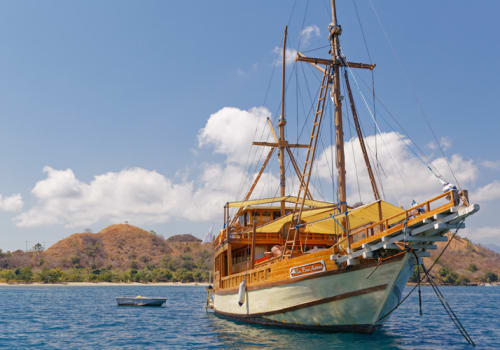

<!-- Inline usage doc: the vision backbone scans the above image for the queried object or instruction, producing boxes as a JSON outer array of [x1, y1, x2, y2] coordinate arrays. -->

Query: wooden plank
[[251, 222, 256, 269], [285, 146, 312, 200], [252, 141, 278, 147], [344, 70, 380, 201], [253, 141, 309, 149], [230, 148, 275, 226], [227, 242, 232, 275], [350, 201, 454, 250], [295, 54, 376, 70]]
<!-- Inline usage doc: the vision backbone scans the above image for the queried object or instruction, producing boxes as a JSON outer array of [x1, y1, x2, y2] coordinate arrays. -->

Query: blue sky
[[0, 0, 498, 251]]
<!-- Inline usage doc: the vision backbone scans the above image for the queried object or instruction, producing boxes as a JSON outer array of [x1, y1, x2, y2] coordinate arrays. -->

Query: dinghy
[[116, 296, 167, 307]]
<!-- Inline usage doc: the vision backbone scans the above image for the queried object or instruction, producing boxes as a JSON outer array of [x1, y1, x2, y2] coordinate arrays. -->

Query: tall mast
[[330, 0, 347, 213], [279, 26, 288, 216]]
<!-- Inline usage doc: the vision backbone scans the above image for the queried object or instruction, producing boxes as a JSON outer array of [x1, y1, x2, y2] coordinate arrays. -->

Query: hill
[[166, 234, 202, 243], [0, 224, 498, 284], [43, 224, 172, 270], [0, 224, 213, 283], [422, 233, 500, 284]]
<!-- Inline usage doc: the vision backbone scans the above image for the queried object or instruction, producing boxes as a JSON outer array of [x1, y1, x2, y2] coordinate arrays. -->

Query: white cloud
[[317, 132, 478, 207], [14, 107, 286, 228], [300, 25, 320, 46], [198, 106, 272, 165], [440, 136, 452, 150], [427, 136, 452, 151], [273, 47, 298, 66], [13, 163, 286, 228], [236, 63, 259, 77], [14, 167, 193, 228], [472, 181, 500, 202], [461, 225, 500, 246], [13, 106, 498, 231], [0, 193, 23, 212], [480, 160, 500, 170]]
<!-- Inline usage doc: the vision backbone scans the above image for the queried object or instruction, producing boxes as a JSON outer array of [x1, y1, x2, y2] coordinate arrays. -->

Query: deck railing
[[338, 190, 463, 251], [213, 190, 467, 252]]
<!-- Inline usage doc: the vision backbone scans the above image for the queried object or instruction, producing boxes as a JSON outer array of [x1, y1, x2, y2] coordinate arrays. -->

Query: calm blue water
[[0, 285, 498, 349]]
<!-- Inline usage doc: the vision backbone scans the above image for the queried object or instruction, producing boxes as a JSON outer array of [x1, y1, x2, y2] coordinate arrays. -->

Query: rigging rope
[[352, 71, 451, 190], [340, 56, 408, 197], [376, 220, 475, 346], [367, 0, 461, 190], [341, 69, 362, 203], [340, 48, 447, 193]]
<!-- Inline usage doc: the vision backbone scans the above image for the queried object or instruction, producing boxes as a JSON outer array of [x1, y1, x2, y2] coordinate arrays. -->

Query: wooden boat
[[208, 0, 479, 333], [116, 296, 167, 307]]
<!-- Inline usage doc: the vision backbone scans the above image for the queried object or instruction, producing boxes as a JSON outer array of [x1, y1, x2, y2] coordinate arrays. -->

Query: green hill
[[0, 224, 213, 283], [0, 225, 498, 285]]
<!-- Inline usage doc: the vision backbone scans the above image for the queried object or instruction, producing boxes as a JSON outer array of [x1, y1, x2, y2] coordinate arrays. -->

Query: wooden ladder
[[282, 66, 332, 258]]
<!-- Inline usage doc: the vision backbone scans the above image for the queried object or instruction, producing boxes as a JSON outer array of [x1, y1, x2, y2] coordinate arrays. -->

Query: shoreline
[[0, 282, 209, 287], [1, 281, 497, 287]]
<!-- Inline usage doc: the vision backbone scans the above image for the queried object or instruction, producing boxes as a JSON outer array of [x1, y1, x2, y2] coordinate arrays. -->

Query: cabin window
[[238, 213, 248, 226], [261, 211, 271, 223], [273, 211, 281, 219], [255, 246, 266, 259]]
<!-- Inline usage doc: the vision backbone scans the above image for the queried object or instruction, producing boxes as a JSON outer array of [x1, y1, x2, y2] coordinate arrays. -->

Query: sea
[[0, 285, 498, 349]]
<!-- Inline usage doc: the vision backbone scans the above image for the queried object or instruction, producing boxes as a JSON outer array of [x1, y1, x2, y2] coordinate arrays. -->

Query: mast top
[[330, 0, 338, 26]]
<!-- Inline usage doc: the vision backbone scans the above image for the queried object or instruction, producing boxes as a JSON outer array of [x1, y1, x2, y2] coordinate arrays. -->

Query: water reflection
[[206, 312, 404, 350]]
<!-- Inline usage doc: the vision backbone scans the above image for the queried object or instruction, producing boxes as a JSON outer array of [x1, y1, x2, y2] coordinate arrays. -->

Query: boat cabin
[[213, 205, 337, 279]]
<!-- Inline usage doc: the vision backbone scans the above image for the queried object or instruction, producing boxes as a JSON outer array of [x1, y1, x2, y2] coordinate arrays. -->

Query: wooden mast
[[233, 26, 309, 226], [344, 70, 380, 201], [330, 0, 347, 213], [279, 26, 288, 216]]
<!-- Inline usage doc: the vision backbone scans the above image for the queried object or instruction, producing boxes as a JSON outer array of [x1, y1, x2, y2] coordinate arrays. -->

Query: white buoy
[[238, 279, 246, 306]]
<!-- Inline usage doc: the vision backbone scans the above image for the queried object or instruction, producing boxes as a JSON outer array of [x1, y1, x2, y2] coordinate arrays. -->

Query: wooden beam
[[344, 61, 376, 70], [279, 26, 288, 216], [344, 70, 380, 201], [231, 148, 275, 226], [296, 54, 375, 70], [252, 141, 278, 147], [297, 52, 327, 75], [227, 242, 232, 275], [251, 222, 257, 269], [252, 141, 309, 148], [267, 118, 279, 142], [287, 143, 310, 148], [285, 146, 312, 200]]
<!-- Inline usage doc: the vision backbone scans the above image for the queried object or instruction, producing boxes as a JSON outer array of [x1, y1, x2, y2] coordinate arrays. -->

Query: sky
[[0, 0, 498, 252]]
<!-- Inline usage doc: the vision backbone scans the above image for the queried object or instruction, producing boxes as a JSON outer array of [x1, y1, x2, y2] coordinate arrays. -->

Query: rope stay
[[340, 47, 453, 193], [376, 220, 475, 346], [367, 0, 461, 190]]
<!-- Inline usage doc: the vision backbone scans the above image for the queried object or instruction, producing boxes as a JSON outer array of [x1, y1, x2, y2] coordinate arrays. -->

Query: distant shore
[[1, 281, 498, 287], [0, 282, 209, 287]]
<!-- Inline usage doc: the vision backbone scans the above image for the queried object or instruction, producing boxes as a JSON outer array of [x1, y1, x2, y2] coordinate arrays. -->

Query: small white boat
[[116, 296, 167, 307]]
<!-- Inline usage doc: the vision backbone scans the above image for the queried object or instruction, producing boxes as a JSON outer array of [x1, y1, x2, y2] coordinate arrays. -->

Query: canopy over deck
[[255, 200, 405, 234], [227, 196, 334, 209]]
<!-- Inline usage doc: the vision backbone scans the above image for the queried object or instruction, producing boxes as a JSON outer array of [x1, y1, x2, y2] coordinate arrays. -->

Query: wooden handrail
[[215, 191, 460, 252], [329, 190, 459, 252]]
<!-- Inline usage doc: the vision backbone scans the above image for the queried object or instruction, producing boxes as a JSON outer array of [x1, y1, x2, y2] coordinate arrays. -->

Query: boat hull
[[213, 253, 413, 332], [116, 297, 167, 307]]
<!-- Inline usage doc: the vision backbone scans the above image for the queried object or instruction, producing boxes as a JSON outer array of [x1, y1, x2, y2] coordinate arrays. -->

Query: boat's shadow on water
[[205, 312, 404, 350]]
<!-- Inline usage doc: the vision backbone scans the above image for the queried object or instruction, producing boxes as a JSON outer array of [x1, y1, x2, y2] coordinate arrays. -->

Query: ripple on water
[[0, 285, 498, 349]]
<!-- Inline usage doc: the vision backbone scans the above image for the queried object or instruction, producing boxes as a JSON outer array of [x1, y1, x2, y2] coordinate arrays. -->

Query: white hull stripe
[[216, 283, 387, 318]]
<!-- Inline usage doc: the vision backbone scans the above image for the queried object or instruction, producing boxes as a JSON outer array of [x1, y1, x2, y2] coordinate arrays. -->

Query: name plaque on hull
[[289, 260, 326, 279]]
